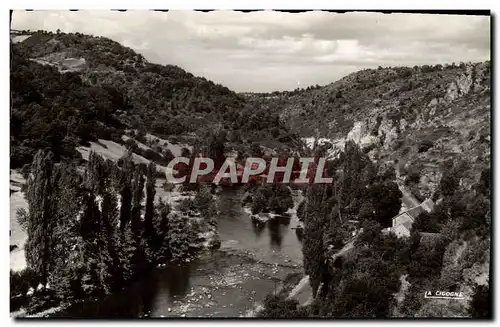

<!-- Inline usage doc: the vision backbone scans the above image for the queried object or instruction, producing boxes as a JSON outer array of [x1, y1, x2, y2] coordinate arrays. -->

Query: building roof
[[391, 197, 437, 238], [392, 211, 414, 223], [407, 205, 426, 220], [401, 220, 413, 230]]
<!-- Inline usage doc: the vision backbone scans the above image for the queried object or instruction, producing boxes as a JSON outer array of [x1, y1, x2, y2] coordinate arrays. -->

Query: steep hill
[[10, 30, 300, 168], [248, 62, 491, 198]]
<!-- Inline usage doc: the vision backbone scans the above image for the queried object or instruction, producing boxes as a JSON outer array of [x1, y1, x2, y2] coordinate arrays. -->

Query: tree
[[167, 212, 194, 263], [16, 208, 29, 232], [355, 220, 382, 247], [439, 171, 460, 197], [439, 160, 468, 198], [10, 268, 41, 298], [251, 192, 267, 214], [163, 149, 174, 163], [250, 142, 263, 157], [144, 162, 156, 244], [79, 189, 112, 296], [297, 140, 411, 316], [331, 269, 398, 317], [302, 185, 329, 296], [413, 211, 442, 233], [250, 184, 294, 215], [337, 141, 369, 212], [470, 284, 491, 318], [368, 180, 402, 227], [119, 150, 134, 230], [129, 165, 147, 274], [476, 167, 490, 196], [296, 200, 306, 222], [406, 166, 421, 185], [99, 185, 123, 292], [151, 200, 171, 263], [407, 241, 446, 281], [47, 163, 84, 299], [272, 184, 294, 214], [24, 150, 55, 287], [181, 147, 191, 157], [193, 183, 217, 223], [206, 130, 226, 168]]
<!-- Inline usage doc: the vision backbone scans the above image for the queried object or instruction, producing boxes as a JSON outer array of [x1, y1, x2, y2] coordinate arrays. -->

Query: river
[[51, 186, 304, 318]]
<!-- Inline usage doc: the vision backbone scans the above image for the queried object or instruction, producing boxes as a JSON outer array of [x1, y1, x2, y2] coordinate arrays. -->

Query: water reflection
[[295, 228, 303, 243], [250, 215, 295, 249], [251, 221, 266, 236], [153, 263, 195, 303], [51, 270, 159, 318], [268, 219, 283, 248]]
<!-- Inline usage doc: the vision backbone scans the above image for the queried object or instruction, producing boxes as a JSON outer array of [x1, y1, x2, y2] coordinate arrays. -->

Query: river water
[[216, 186, 303, 264], [53, 186, 304, 318]]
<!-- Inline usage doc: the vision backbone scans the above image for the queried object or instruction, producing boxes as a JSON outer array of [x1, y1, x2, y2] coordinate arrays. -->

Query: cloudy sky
[[12, 10, 490, 92]]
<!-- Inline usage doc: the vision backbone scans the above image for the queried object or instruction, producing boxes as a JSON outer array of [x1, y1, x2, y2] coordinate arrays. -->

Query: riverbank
[[12, 181, 306, 318], [34, 249, 302, 318], [150, 250, 302, 318]]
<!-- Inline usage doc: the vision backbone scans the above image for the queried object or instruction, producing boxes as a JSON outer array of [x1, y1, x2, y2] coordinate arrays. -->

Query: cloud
[[11, 10, 490, 92]]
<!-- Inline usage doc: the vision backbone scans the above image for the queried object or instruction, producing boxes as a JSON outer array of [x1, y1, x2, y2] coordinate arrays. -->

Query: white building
[[389, 199, 435, 238]]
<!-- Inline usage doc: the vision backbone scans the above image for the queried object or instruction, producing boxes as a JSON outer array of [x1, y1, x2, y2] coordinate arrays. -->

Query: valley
[[9, 28, 491, 319]]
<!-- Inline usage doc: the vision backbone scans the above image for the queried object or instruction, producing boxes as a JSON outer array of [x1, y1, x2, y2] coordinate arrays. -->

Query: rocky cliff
[[253, 62, 490, 199]]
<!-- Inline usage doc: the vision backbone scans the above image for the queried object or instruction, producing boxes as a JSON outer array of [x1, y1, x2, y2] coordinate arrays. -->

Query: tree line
[[11, 149, 217, 314]]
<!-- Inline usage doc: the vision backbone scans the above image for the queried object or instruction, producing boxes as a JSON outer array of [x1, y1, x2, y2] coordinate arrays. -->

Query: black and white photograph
[[8, 8, 491, 319]]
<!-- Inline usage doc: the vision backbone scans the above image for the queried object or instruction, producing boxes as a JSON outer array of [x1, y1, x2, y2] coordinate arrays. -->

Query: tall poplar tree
[[144, 162, 156, 246], [24, 150, 54, 287]]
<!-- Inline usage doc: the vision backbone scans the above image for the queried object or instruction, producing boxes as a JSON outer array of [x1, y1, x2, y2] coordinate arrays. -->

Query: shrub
[[418, 139, 434, 153], [258, 294, 308, 318], [401, 146, 411, 157], [162, 182, 175, 192], [142, 149, 163, 162], [124, 138, 138, 151], [406, 167, 421, 185], [179, 198, 194, 213], [135, 130, 147, 144], [26, 289, 61, 315], [10, 268, 41, 297]]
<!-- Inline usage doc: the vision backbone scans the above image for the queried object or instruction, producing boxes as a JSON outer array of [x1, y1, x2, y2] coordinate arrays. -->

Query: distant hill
[[10, 30, 301, 168]]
